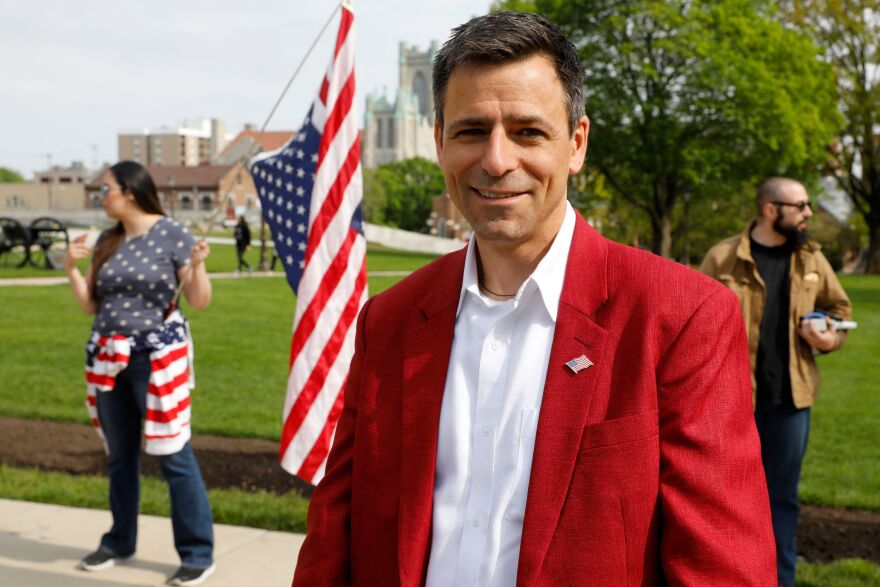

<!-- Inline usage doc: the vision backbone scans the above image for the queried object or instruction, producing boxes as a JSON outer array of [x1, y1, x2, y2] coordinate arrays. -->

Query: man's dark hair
[[432, 11, 585, 134]]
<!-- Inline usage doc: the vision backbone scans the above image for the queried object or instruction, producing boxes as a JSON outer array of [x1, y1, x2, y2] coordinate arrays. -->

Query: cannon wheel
[[28, 217, 69, 269], [0, 217, 30, 268]]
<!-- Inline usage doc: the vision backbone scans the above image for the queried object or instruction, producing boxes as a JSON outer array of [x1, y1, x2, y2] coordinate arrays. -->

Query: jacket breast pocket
[[580, 410, 659, 452], [573, 411, 661, 507], [796, 273, 820, 316]]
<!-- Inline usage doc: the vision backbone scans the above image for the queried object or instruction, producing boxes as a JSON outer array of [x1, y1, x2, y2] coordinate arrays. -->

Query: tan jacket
[[700, 223, 851, 408]]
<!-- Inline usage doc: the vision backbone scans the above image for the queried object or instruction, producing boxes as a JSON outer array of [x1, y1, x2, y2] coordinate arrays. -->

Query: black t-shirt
[[751, 238, 793, 409]]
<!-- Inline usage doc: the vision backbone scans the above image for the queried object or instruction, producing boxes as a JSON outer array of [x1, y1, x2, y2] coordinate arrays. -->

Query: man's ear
[[760, 201, 777, 220], [568, 115, 590, 174], [434, 121, 444, 165]]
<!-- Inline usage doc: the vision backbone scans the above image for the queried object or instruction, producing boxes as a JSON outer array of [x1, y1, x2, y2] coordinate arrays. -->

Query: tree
[[0, 167, 25, 183], [495, 0, 841, 257], [783, 0, 880, 273], [362, 157, 446, 232]]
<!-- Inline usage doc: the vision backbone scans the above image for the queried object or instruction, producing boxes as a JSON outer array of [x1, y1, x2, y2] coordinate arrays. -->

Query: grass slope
[[0, 242, 442, 278], [799, 275, 880, 511], [0, 265, 877, 509]]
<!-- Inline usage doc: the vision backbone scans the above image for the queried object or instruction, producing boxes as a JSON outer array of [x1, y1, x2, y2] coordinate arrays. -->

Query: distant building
[[0, 183, 85, 212], [362, 42, 439, 169], [35, 161, 91, 185], [0, 161, 92, 212], [118, 118, 231, 167], [213, 129, 297, 166], [818, 175, 854, 224]]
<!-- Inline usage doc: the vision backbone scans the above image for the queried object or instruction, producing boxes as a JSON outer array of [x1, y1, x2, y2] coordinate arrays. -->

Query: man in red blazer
[[294, 11, 775, 586]]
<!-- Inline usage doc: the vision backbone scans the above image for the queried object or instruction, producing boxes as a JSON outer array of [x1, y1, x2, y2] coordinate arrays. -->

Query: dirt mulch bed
[[1, 416, 877, 563], [0, 415, 314, 498]]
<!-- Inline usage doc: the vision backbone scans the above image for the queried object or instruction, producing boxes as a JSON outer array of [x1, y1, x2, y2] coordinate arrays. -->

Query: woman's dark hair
[[432, 11, 586, 134], [90, 161, 165, 300]]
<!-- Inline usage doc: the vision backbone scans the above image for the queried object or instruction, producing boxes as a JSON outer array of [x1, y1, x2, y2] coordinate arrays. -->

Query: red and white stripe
[[279, 2, 368, 483], [85, 319, 194, 456]]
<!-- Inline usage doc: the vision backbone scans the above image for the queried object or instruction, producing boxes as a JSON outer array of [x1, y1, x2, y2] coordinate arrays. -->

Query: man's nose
[[481, 129, 518, 177]]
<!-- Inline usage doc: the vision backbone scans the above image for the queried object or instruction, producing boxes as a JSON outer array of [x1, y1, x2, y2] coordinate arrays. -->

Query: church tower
[[398, 41, 438, 123], [363, 42, 439, 169]]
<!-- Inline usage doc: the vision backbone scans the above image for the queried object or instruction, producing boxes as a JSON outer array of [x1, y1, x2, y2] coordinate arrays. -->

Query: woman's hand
[[182, 238, 212, 310], [190, 239, 210, 269], [64, 234, 96, 315], [64, 234, 92, 272]]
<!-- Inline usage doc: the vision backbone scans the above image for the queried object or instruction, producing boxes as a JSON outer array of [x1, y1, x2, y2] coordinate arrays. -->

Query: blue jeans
[[755, 404, 810, 587], [96, 351, 214, 568]]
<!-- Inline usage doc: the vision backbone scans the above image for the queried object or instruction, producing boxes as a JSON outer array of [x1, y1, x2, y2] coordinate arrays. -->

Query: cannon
[[0, 217, 30, 268], [28, 217, 70, 269]]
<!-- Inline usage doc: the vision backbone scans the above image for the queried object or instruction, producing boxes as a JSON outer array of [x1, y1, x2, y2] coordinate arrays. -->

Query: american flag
[[249, 2, 367, 484], [85, 310, 195, 456], [565, 354, 594, 374]]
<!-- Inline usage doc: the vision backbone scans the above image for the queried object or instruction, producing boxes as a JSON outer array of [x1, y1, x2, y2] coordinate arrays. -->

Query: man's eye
[[519, 128, 545, 137], [455, 128, 485, 137]]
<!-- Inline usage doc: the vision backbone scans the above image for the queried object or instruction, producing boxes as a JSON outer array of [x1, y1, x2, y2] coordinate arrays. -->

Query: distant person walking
[[701, 177, 852, 587], [63, 160, 216, 586], [233, 216, 252, 275]]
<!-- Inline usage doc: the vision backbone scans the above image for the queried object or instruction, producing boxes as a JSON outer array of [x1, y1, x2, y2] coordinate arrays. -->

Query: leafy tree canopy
[[495, 0, 841, 258], [0, 167, 25, 183], [363, 157, 446, 233], [782, 0, 880, 273]]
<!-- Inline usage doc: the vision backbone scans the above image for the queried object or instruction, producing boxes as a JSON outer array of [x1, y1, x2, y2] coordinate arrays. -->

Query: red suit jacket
[[294, 214, 776, 586]]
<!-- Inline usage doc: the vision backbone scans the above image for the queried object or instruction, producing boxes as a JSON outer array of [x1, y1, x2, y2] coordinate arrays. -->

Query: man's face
[[434, 53, 589, 250], [770, 182, 813, 245]]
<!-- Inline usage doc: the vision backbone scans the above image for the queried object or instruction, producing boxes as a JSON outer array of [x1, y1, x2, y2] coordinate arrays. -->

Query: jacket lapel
[[517, 215, 610, 586], [397, 251, 464, 587]]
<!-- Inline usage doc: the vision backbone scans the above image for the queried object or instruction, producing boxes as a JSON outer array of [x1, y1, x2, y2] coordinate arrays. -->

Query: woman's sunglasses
[[98, 184, 122, 198]]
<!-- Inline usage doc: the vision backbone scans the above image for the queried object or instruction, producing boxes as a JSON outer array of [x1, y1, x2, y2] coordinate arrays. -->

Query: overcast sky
[[0, 0, 490, 178]]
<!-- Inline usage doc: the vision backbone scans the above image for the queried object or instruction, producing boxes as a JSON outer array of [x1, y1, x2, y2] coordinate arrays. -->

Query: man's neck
[[476, 207, 567, 300], [750, 219, 786, 247]]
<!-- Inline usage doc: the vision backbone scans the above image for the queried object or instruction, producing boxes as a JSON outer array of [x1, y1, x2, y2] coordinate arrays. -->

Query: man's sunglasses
[[771, 200, 812, 212]]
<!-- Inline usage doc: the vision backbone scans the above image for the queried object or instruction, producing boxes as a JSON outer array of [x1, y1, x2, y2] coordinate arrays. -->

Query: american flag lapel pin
[[566, 354, 593, 374]]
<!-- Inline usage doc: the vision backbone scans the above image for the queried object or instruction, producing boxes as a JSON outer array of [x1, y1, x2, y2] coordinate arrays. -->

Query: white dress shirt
[[425, 203, 576, 587]]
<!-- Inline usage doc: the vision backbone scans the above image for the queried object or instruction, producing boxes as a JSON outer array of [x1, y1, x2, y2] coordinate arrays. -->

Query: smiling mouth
[[474, 188, 524, 200]]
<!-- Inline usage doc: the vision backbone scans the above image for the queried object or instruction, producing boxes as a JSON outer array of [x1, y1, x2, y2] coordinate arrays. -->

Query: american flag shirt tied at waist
[[84, 309, 195, 456]]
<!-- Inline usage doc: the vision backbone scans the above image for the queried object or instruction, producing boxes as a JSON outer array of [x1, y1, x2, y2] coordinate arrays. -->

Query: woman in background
[[64, 160, 215, 586]]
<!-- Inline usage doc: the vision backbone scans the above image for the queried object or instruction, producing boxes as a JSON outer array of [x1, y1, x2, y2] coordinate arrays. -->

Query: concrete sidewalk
[[0, 498, 304, 586]]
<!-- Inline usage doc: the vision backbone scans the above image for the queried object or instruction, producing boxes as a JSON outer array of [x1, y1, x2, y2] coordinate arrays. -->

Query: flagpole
[[253, 1, 344, 139], [217, 0, 345, 269]]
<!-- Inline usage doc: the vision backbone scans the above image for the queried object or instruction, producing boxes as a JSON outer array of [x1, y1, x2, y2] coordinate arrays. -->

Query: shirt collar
[[457, 202, 576, 322]]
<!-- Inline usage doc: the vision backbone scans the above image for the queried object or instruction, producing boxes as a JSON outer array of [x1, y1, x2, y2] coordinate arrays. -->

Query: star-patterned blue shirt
[[93, 217, 196, 336]]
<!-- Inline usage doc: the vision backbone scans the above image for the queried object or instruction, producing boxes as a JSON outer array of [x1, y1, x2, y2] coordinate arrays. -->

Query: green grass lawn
[[0, 270, 877, 506], [800, 275, 880, 511], [798, 559, 880, 586], [0, 464, 309, 533], [0, 242, 441, 279], [0, 271, 413, 437], [1, 264, 878, 582]]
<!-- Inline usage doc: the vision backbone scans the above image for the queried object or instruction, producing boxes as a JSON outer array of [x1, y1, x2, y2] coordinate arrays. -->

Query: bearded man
[[701, 177, 852, 587]]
